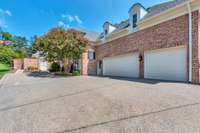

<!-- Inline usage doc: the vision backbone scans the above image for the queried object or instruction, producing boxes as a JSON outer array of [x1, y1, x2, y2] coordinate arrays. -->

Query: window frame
[[105, 29, 108, 35], [132, 14, 137, 28], [88, 49, 96, 60]]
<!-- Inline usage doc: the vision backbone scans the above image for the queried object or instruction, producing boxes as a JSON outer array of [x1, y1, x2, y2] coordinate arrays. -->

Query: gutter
[[187, 1, 193, 82]]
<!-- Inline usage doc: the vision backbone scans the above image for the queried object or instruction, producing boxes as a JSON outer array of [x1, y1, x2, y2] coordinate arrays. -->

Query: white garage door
[[103, 53, 139, 78], [144, 47, 187, 81]]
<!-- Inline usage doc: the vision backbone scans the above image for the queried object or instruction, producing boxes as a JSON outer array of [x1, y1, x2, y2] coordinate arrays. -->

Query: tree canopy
[[29, 35, 38, 54], [0, 31, 30, 65], [12, 36, 28, 49], [1, 32, 13, 40], [36, 28, 89, 61], [36, 27, 89, 72]]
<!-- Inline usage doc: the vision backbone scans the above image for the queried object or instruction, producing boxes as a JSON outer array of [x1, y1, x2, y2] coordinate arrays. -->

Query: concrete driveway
[[0, 72, 200, 133]]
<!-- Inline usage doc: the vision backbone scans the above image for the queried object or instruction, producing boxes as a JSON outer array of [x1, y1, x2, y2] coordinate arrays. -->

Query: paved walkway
[[0, 72, 200, 133]]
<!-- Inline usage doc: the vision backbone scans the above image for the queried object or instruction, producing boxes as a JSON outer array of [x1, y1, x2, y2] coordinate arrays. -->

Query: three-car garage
[[102, 46, 187, 82]]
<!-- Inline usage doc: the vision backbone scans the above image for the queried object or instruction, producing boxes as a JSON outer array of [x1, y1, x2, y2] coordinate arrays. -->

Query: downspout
[[187, 2, 192, 82]]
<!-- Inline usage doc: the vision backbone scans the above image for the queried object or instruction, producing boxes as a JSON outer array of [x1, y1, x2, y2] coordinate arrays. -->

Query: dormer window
[[132, 14, 137, 28], [105, 29, 108, 35], [103, 22, 116, 38], [129, 3, 147, 31]]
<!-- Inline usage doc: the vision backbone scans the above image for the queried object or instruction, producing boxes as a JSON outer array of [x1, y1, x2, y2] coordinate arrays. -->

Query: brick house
[[81, 0, 200, 84]]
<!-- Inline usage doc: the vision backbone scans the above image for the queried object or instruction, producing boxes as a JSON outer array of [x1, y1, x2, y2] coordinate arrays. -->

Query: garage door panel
[[144, 47, 187, 81], [103, 53, 139, 78]]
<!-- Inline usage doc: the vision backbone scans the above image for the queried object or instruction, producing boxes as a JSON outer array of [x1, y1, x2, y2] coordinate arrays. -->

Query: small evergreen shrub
[[72, 70, 81, 76], [49, 62, 60, 72]]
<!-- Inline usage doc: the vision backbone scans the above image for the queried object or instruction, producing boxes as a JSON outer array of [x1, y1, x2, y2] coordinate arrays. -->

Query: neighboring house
[[83, 0, 200, 84]]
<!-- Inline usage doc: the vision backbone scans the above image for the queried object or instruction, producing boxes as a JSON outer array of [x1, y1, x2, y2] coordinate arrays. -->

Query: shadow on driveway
[[26, 71, 55, 78], [27, 72, 189, 85], [103, 76, 188, 85]]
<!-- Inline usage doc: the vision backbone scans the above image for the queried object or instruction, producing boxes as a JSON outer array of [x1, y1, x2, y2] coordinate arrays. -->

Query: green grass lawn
[[0, 63, 11, 79]]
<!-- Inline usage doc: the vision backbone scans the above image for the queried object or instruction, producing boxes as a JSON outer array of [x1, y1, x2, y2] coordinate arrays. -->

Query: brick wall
[[198, 10, 200, 83], [81, 52, 89, 75], [13, 58, 39, 70], [88, 11, 200, 84], [13, 59, 23, 70], [81, 45, 97, 75], [96, 14, 189, 59], [192, 11, 200, 83], [23, 58, 39, 70]]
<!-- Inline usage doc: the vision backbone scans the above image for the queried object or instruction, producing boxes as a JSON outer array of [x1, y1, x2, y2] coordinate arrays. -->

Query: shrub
[[72, 70, 81, 76], [27, 66, 38, 72], [0, 46, 16, 65], [0, 46, 28, 65], [49, 62, 60, 72]]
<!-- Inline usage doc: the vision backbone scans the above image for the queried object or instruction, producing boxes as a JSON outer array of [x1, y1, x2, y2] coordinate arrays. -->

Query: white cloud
[[5, 10, 12, 16], [0, 20, 7, 28], [66, 24, 70, 28], [0, 9, 12, 28], [58, 21, 65, 27], [0, 9, 3, 14], [61, 14, 83, 24], [74, 15, 82, 24], [58, 14, 82, 28], [58, 21, 70, 28], [61, 14, 67, 18], [0, 9, 12, 17], [67, 15, 75, 22], [61, 14, 74, 22]]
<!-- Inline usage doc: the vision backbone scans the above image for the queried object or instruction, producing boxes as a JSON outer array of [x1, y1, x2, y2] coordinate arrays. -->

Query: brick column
[[13, 59, 23, 70], [192, 11, 200, 84], [81, 52, 89, 75]]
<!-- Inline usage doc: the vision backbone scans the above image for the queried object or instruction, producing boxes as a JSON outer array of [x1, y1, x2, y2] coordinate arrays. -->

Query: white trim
[[98, 0, 199, 45], [139, 0, 194, 24], [187, 2, 193, 82], [99, 28, 129, 44]]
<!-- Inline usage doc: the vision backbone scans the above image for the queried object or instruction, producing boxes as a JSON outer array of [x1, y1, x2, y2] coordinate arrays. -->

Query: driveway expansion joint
[[58, 102, 200, 133]]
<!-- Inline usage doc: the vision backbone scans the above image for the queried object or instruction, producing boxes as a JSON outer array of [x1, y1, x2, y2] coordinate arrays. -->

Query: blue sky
[[0, 0, 168, 39]]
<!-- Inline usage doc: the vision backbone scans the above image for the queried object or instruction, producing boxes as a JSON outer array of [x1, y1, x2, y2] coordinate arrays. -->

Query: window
[[132, 14, 137, 28], [99, 60, 102, 69], [88, 49, 95, 60], [105, 29, 108, 35]]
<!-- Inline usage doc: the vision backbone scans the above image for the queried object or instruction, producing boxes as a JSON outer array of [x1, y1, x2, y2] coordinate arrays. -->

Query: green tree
[[12, 36, 28, 49], [1, 32, 12, 40], [36, 27, 89, 72], [0, 46, 16, 64], [29, 35, 38, 54]]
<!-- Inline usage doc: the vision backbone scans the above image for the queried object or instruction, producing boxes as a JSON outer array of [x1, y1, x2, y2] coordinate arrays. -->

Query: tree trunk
[[63, 58, 73, 73], [59, 61, 63, 72]]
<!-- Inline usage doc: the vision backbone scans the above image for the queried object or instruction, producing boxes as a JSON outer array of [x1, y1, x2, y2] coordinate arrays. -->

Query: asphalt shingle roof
[[75, 28, 100, 42], [96, 0, 191, 41], [143, 0, 189, 20], [104, 0, 189, 35]]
